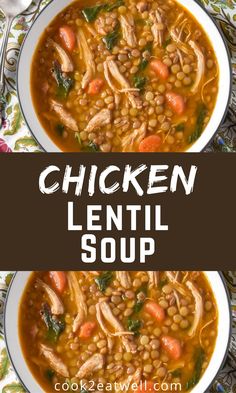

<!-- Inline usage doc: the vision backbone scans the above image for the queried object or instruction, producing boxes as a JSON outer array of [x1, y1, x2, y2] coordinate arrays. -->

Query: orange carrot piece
[[87, 79, 104, 95], [49, 271, 67, 293], [161, 335, 182, 360], [59, 26, 76, 52], [150, 59, 170, 80], [166, 92, 185, 115], [144, 301, 165, 322], [139, 135, 162, 152], [79, 321, 97, 338]]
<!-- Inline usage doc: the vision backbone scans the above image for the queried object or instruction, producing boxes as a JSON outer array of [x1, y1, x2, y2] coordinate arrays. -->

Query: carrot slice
[[139, 135, 162, 152], [49, 271, 67, 293], [166, 92, 185, 115], [59, 26, 76, 52], [161, 335, 182, 360], [87, 79, 104, 95], [144, 301, 165, 322], [150, 60, 170, 80], [79, 322, 97, 338]]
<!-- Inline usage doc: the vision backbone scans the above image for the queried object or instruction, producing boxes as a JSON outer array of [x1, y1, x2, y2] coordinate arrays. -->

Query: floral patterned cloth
[[0, 0, 235, 152], [0, 272, 235, 393]]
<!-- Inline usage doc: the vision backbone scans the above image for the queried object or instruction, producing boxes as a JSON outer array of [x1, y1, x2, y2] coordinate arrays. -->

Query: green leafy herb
[[55, 124, 65, 136], [105, 0, 124, 12], [82, 1, 124, 22], [41, 303, 65, 342], [176, 123, 185, 132], [127, 318, 142, 336], [45, 369, 55, 381], [138, 43, 153, 72], [133, 284, 148, 313], [52, 61, 74, 99], [188, 104, 207, 144], [95, 271, 113, 292], [82, 141, 100, 152], [103, 24, 120, 51], [81, 5, 105, 22], [163, 37, 172, 48], [186, 348, 205, 390], [171, 369, 182, 378], [133, 75, 147, 90]]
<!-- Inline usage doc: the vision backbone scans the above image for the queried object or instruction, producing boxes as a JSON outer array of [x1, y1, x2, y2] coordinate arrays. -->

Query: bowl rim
[[16, 0, 232, 153], [3, 271, 232, 393]]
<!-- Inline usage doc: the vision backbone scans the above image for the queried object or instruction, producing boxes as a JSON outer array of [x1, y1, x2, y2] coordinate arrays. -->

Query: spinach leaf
[[127, 318, 142, 336], [45, 369, 55, 381], [138, 43, 153, 72], [163, 37, 172, 48], [186, 348, 205, 390], [171, 369, 182, 378], [188, 104, 207, 144], [158, 278, 168, 289], [105, 0, 124, 12], [133, 284, 147, 313], [41, 303, 65, 342], [103, 24, 120, 51], [55, 124, 64, 136], [82, 1, 124, 22], [81, 5, 105, 22], [82, 141, 100, 152], [52, 61, 74, 99], [95, 271, 113, 292], [176, 123, 185, 132], [133, 75, 147, 90]]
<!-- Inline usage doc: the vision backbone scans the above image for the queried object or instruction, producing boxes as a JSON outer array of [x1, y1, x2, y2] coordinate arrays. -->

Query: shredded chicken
[[169, 15, 192, 55], [36, 279, 64, 315], [150, 9, 165, 47], [96, 301, 137, 353], [186, 281, 203, 337], [104, 59, 142, 109], [77, 29, 95, 89], [76, 354, 105, 378], [120, 14, 137, 48], [116, 272, 131, 289], [50, 100, 78, 132], [67, 272, 87, 332], [85, 109, 112, 132], [189, 40, 205, 94], [40, 344, 69, 377], [48, 39, 73, 73], [117, 368, 142, 392], [122, 122, 147, 152], [148, 271, 159, 288], [165, 272, 188, 296]]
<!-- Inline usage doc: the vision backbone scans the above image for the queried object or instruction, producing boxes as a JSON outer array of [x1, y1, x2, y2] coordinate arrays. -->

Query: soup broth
[[19, 271, 218, 392], [31, 0, 219, 152]]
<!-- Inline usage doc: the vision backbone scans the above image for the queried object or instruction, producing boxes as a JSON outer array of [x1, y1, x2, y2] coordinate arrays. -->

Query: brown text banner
[[0, 153, 235, 270]]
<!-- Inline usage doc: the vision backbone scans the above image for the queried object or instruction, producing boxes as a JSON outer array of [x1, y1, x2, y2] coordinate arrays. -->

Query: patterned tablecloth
[[0, 272, 235, 393], [0, 0, 235, 152]]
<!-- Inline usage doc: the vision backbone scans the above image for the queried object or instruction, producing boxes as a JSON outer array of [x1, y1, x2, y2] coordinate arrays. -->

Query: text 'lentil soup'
[[31, 0, 219, 152], [19, 271, 218, 392]]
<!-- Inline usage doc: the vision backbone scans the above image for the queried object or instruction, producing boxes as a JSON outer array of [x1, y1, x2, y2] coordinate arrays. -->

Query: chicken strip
[[77, 29, 96, 89], [148, 271, 159, 288], [189, 40, 205, 94], [40, 344, 69, 377], [67, 272, 87, 332], [116, 272, 131, 289], [76, 354, 104, 378], [85, 109, 112, 132], [104, 59, 142, 109], [36, 279, 64, 315], [98, 301, 137, 353], [186, 281, 203, 337], [50, 100, 78, 132], [48, 39, 73, 73], [120, 14, 137, 48]]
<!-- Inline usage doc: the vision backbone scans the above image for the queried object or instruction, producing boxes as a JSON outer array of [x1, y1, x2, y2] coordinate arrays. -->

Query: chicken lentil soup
[[31, 0, 219, 152], [19, 271, 218, 392]]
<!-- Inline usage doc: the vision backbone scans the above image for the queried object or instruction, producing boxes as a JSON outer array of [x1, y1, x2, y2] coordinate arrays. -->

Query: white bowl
[[4, 271, 231, 393], [17, 0, 232, 152]]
